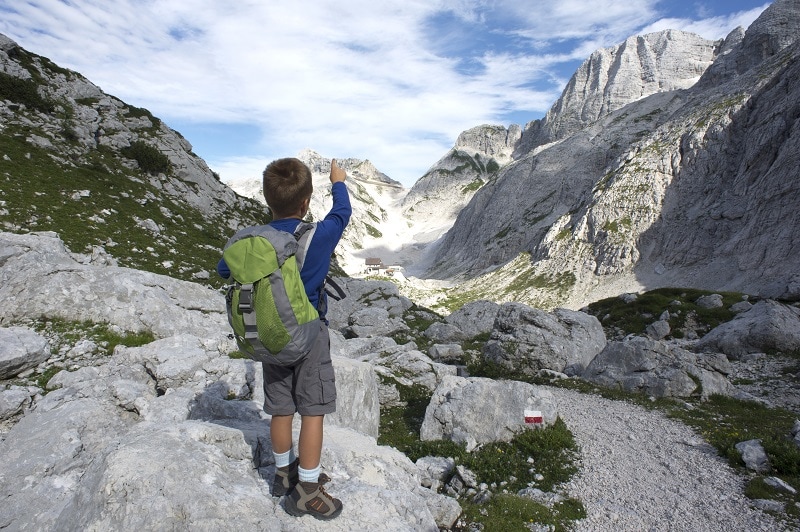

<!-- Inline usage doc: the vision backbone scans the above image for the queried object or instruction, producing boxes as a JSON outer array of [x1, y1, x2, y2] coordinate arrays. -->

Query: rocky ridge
[[0, 34, 265, 283], [517, 30, 721, 154]]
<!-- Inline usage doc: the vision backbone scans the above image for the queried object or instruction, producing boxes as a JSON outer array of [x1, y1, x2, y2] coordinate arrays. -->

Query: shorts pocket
[[319, 362, 336, 404]]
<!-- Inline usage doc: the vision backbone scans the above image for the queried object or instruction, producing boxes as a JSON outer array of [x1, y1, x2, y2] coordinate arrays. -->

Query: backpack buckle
[[238, 284, 253, 311]]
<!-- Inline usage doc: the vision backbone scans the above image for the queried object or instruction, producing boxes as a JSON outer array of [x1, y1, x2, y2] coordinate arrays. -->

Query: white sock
[[299, 464, 321, 483], [273, 448, 295, 468]]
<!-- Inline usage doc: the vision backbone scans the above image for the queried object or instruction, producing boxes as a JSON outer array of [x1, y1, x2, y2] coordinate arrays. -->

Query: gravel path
[[547, 387, 787, 531]]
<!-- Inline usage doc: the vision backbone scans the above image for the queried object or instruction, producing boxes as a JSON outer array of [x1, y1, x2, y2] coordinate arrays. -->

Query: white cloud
[[0, 0, 772, 186], [640, 4, 770, 40]]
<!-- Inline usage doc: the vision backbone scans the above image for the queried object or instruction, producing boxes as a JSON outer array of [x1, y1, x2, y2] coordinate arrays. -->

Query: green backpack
[[223, 223, 320, 365]]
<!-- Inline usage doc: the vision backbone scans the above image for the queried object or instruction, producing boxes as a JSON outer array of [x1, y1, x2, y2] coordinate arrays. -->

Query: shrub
[[0, 71, 55, 113], [121, 140, 170, 174]]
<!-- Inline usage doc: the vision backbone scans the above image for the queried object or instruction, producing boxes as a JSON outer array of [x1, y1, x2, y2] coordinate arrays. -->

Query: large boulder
[[0, 326, 51, 379], [369, 348, 457, 393], [694, 300, 800, 359], [326, 357, 381, 439], [444, 300, 501, 337], [582, 336, 734, 399], [344, 307, 410, 338], [103, 334, 381, 438], [0, 386, 34, 422], [428, 344, 464, 364], [0, 333, 456, 531], [333, 333, 455, 395], [482, 303, 606, 375], [327, 277, 414, 333], [420, 375, 558, 451], [423, 322, 467, 344], [0, 232, 228, 341]]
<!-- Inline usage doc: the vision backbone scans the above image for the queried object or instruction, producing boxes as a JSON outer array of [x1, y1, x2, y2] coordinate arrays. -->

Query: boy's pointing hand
[[330, 159, 346, 184]]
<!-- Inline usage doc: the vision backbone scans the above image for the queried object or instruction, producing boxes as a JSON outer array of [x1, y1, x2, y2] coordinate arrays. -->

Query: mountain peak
[[516, 29, 721, 155], [427, 7, 800, 308]]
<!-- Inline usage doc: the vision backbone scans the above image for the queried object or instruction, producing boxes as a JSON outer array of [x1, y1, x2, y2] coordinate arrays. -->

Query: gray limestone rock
[[645, 319, 671, 340], [582, 336, 734, 399], [424, 321, 467, 343], [444, 299, 501, 337], [428, 344, 464, 364], [730, 301, 754, 314], [327, 278, 413, 334], [420, 375, 558, 450], [325, 357, 381, 439], [483, 303, 606, 375], [331, 332, 456, 400], [345, 307, 410, 339], [416, 456, 456, 491], [0, 232, 229, 341], [695, 294, 724, 309], [735, 439, 770, 473], [331, 333, 400, 360], [764, 476, 797, 495], [0, 326, 51, 379], [529, 30, 720, 147], [371, 348, 457, 394], [694, 300, 800, 359], [0, 386, 33, 421], [0, 331, 453, 531]]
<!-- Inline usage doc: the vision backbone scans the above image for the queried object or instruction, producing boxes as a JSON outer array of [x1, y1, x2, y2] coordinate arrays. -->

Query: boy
[[218, 158, 351, 520]]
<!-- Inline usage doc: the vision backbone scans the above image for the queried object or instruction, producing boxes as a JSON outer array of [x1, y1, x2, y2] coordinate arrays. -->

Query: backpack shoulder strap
[[293, 222, 317, 270]]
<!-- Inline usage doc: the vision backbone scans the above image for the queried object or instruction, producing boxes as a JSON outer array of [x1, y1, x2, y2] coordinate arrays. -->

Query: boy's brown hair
[[262, 158, 313, 218]]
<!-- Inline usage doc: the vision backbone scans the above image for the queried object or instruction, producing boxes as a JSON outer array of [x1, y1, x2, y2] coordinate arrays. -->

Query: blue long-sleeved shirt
[[217, 181, 351, 314]]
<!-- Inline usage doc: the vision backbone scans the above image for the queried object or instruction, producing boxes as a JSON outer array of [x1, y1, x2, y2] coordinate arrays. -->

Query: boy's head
[[262, 158, 313, 219]]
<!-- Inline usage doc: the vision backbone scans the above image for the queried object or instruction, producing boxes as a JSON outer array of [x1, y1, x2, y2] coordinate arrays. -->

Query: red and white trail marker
[[524, 409, 543, 425]]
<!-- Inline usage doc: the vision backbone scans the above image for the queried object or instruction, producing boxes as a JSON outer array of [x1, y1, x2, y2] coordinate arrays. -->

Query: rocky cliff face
[[428, 0, 800, 308], [517, 30, 721, 155]]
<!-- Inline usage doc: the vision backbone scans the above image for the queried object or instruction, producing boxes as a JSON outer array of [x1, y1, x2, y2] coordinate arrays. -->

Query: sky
[[0, 1, 771, 187]]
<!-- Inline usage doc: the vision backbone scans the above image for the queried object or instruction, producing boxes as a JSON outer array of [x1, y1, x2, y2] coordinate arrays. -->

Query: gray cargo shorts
[[262, 320, 337, 416]]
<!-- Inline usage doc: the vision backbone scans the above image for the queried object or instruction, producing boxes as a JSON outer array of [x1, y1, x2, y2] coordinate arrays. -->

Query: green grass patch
[[461, 178, 484, 194], [364, 223, 383, 238], [378, 373, 584, 530], [502, 271, 576, 298], [35, 365, 64, 390], [0, 127, 266, 285], [556, 228, 572, 241], [32, 317, 156, 354], [461, 493, 585, 532], [436, 286, 491, 315], [585, 287, 745, 338], [665, 395, 799, 476], [459, 418, 579, 492], [0, 70, 56, 113]]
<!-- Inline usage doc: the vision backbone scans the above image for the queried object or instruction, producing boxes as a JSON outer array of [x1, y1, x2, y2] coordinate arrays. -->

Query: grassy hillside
[[0, 42, 267, 287]]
